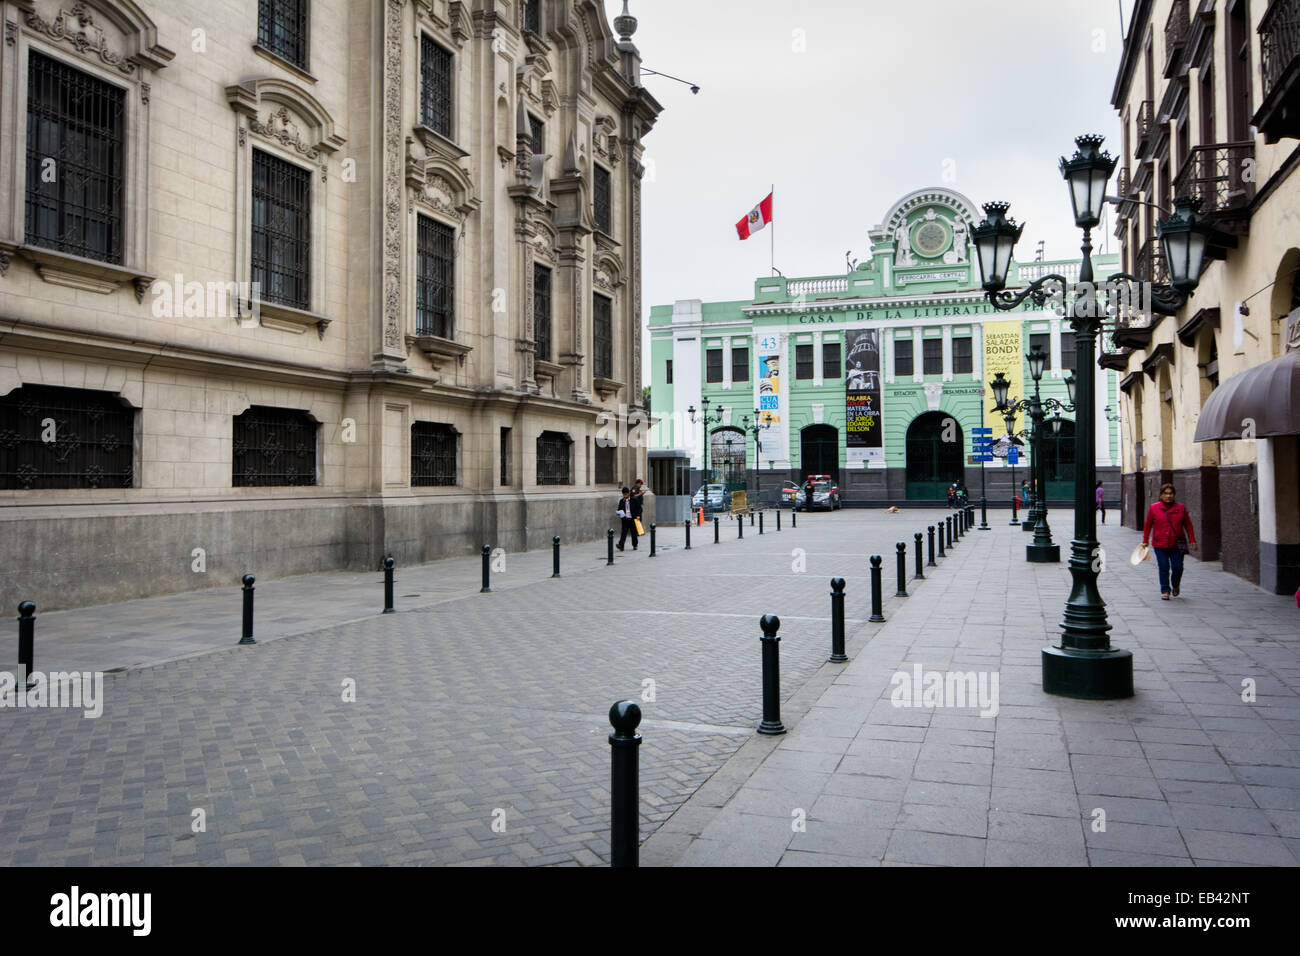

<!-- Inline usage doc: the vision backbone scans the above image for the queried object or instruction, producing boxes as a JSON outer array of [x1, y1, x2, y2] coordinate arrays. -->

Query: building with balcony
[[648, 186, 1122, 510], [0, 0, 661, 610], [1108, 0, 1299, 594]]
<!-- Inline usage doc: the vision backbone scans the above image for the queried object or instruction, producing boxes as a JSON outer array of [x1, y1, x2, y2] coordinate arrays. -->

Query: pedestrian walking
[[947, 484, 956, 507], [1095, 480, 1106, 525], [630, 477, 646, 533], [616, 487, 638, 551], [1021, 479, 1033, 507], [1142, 483, 1197, 599]]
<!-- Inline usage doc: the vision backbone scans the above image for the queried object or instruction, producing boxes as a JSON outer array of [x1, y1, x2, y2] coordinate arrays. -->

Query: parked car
[[692, 483, 727, 512], [795, 478, 842, 511], [780, 480, 802, 506]]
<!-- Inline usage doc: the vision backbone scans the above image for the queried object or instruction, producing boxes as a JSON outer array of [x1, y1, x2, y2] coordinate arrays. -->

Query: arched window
[[0, 384, 135, 489]]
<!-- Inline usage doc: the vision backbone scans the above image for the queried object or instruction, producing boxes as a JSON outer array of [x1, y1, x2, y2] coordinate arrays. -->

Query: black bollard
[[714, 516, 719, 544], [553, 536, 561, 578], [757, 615, 786, 735], [927, 525, 936, 567], [869, 556, 885, 622], [792, 509, 797, 528], [759, 511, 764, 535], [607, 529, 615, 566], [649, 523, 657, 558], [684, 520, 691, 551], [896, 542, 908, 597], [383, 556, 395, 613], [481, 545, 492, 592], [738, 514, 744, 539], [938, 521, 946, 557], [17, 601, 35, 690], [828, 579, 847, 663], [750, 511, 755, 527], [239, 574, 256, 645], [914, 533, 925, 580], [776, 509, 782, 531], [608, 700, 642, 868]]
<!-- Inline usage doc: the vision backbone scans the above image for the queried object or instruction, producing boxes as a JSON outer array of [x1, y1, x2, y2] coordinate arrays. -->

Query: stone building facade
[[648, 186, 1123, 509], [0, 0, 660, 610], [1108, 0, 1299, 594]]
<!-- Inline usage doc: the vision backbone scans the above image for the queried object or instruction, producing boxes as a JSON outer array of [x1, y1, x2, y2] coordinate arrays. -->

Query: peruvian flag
[[735, 192, 773, 240]]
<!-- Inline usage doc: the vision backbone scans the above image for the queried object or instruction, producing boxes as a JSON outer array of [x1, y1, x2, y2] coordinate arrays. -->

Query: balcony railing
[[1255, 0, 1300, 143], [1173, 142, 1257, 230], [1134, 238, 1168, 285], [1164, 0, 1190, 75], [1135, 100, 1155, 158]]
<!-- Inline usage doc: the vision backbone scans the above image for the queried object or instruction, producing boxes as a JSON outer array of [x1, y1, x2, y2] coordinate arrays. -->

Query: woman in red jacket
[[1142, 483, 1198, 599]]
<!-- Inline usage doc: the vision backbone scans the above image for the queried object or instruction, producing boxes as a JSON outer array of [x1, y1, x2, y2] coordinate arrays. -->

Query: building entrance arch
[[905, 412, 963, 500]]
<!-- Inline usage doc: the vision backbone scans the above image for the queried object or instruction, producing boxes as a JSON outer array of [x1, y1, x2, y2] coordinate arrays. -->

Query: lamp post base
[[1021, 518, 1034, 531], [1027, 543, 1060, 563], [1042, 645, 1133, 699]]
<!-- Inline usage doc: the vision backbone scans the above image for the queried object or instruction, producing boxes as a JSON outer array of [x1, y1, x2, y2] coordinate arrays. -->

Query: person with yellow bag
[[631, 478, 647, 536], [616, 486, 639, 552]]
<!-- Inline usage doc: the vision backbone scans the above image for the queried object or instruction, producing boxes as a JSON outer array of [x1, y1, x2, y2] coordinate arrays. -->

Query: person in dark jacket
[[616, 487, 638, 551], [630, 478, 645, 522], [1142, 483, 1197, 599], [803, 478, 815, 513]]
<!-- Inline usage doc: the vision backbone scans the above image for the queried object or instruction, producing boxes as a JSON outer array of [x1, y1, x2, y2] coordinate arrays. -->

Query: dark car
[[796, 479, 841, 511]]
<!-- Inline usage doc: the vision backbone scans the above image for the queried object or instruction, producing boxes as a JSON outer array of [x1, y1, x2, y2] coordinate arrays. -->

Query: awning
[[1194, 349, 1300, 441]]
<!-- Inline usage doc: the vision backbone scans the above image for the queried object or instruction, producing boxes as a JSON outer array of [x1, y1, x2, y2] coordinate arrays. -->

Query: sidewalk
[[642, 516, 1300, 866]]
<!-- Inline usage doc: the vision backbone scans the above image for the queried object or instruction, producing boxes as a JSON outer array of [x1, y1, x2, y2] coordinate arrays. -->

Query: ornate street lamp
[[742, 408, 771, 505], [687, 396, 725, 490], [970, 133, 1208, 700]]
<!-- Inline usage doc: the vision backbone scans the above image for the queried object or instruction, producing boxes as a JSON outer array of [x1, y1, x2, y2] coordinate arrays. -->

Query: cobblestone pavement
[[0, 506, 942, 866], [641, 513, 1300, 867]]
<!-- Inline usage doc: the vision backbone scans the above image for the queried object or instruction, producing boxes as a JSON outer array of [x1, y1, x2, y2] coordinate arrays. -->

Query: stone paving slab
[[643, 514, 1300, 867]]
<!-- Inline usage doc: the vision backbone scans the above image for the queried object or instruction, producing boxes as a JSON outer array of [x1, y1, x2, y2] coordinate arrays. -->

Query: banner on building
[[983, 320, 1023, 422], [845, 329, 883, 465], [755, 332, 787, 462]]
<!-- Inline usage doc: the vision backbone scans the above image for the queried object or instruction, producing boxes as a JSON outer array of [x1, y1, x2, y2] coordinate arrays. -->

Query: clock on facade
[[912, 219, 950, 258]]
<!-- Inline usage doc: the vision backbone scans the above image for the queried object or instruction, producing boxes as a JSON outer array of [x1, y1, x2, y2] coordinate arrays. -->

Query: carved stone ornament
[[594, 266, 616, 294], [24, 3, 135, 74], [5, 20, 17, 46], [250, 107, 321, 160], [382, 0, 404, 353]]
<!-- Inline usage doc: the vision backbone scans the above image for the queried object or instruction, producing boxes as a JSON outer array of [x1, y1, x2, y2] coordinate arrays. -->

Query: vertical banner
[[845, 329, 883, 465], [755, 332, 786, 462], [984, 320, 1023, 421]]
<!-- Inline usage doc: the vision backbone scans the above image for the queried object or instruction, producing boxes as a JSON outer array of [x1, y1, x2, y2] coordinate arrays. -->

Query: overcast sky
[[605, 0, 1139, 373]]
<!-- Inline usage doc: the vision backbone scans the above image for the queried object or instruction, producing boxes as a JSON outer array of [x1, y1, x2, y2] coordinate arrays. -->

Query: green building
[[648, 187, 1122, 507]]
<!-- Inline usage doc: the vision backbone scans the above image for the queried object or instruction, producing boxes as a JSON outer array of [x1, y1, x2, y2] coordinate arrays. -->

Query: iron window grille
[[706, 349, 723, 383], [953, 337, 973, 375], [0, 384, 134, 490], [593, 165, 612, 234], [25, 52, 125, 265], [411, 422, 457, 486], [232, 406, 317, 487], [257, 0, 308, 69], [524, 0, 541, 33], [922, 339, 943, 375], [595, 444, 615, 484], [500, 427, 511, 486], [732, 347, 750, 383], [420, 35, 453, 138], [534, 263, 552, 361], [593, 293, 613, 379], [536, 431, 572, 485], [417, 215, 455, 338], [894, 339, 914, 376], [252, 149, 311, 309], [823, 342, 842, 379], [1030, 333, 1052, 370], [796, 344, 814, 380], [529, 114, 545, 157]]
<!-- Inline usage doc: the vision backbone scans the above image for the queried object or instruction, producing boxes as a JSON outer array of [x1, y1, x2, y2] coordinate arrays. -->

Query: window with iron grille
[[593, 164, 612, 234], [0, 385, 135, 490], [894, 339, 914, 376], [524, 0, 541, 33], [252, 149, 311, 309], [257, 0, 308, 68], [534, 263, 552, 361], [536, 431, 571, 485], [823, 342, 842, 379], [410, 421, 457, 486], [593, 293, 612, 379], [706, 349, 722, 383], [529, 114, 544, 157], [732, 347, 750, 383], [922, 338, 943, 375], [1060, 331, 1078, 372], [417, 215, 455, 338], [232, 406, 317, 487], [595, 444, 615, 484], [25, 52, 125, 265], [666, 359, 673, 384], [1030, 333, 1052, 369], [796, 344, 814, 380], [420, 35, 452, 138], [952, 336, 973, 374], [500, 426, 511, 486]]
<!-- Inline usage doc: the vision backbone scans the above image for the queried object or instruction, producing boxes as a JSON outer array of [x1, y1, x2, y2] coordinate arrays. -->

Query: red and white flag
[[735, 192, 773, 240]]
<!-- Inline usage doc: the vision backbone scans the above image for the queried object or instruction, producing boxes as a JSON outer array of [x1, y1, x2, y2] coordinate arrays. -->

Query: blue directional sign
[[972, 427, 995, 462], [1008, 446, 1020, 465]]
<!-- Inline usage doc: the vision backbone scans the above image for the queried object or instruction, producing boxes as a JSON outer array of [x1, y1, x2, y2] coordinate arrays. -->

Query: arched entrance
[[906, 412, 963, 500], [800, 424, 839, 483], [1042, 418, 1076, 500], [710, 426, 747, 493]]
